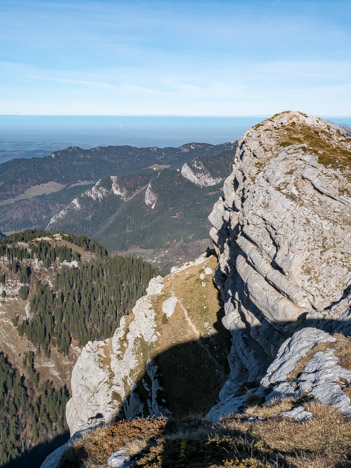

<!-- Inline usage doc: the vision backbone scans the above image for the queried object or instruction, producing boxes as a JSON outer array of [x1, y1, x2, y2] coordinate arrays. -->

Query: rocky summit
[[208, 110, 351, 419], [42, 111, 351, 468]]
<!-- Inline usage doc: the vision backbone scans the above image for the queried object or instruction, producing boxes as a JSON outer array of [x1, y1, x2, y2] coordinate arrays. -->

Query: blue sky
[[0, 0, 350, 116]]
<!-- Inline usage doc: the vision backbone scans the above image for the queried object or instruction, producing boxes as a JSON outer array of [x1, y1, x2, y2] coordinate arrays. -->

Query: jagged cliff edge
[[207, 110, 351, 420]]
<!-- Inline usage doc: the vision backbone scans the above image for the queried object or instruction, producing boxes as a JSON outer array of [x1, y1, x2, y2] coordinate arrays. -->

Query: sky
[[0, 0, 350, 116]]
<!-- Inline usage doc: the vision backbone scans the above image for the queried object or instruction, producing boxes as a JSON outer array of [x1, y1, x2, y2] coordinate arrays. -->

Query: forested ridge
[[17, 255, 162, 354], [0, 229, 162, 467], [0, 142, 234, 202], [1, 229, 161, 355], [0, 230, 107, 259]]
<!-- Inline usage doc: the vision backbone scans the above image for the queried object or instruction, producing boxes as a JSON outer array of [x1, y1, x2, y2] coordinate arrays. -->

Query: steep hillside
[[0, 230, 161, 467], [0, 182, 95, 233], [0, 230, 104, 388], [46, 112, 351, 468], [46, 149, 235, 269], [0, 231, 102, 467], [65, 254, 230, 435]]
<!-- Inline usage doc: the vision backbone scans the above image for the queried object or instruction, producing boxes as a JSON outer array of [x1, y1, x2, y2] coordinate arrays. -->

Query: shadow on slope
[[118, 293, 232, 419], [2, 432, 69, 468], [61, 306, 351, 467]]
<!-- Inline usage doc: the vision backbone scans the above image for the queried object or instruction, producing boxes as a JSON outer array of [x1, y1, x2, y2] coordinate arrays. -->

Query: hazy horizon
[[1, 115, 350, 150]]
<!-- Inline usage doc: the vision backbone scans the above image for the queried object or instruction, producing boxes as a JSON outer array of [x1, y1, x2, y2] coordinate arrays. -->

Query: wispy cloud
[[37, 76, 116, 89], [0, 0, 350, 115]]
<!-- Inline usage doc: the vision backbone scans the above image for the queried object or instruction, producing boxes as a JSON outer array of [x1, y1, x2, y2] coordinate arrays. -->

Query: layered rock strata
[[208, 111, 351, 419]]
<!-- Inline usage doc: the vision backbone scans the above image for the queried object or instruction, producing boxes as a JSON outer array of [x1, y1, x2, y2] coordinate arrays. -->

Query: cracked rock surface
[[208, 111, 351, 420]]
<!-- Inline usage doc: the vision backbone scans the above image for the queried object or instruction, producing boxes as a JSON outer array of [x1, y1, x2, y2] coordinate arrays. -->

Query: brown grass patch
[[224, 401, 351, 467], [60, 403, 351, 467], [60, 418, 168, 467], [279, 124, 351, 174], [331, 334, 351, 370], [60, 417, 272, 468], [244, 397, 298, 419]]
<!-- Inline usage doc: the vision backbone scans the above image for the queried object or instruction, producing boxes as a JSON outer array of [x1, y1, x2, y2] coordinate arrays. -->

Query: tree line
[[17, 255, 162, 354], [0, 229, 107, 258]]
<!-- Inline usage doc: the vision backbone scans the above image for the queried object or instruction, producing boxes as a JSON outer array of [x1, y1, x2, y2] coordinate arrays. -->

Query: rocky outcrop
[[181, 160, 223, 187], [207, 326, 351, 421], [208, 110, 351, 419], [66, 276, 165, 434], [66, 254, 230, 436], [144, 181, 158, 209], [47, 176, 146, 230]]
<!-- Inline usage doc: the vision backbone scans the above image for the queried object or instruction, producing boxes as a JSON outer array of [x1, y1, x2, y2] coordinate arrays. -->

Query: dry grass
[[60, 418, 168, 467], [331, 334, 351, 370], [169, 256, 222, 336], [60, 417, 272, 468], [60, 401, 351, 467], [279, 124, 351, 174], [224, 401, 351, 467], [244, 398, 298, 419]]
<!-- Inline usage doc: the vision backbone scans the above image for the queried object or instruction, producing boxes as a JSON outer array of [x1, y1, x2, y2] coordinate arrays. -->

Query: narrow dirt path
[[169, 286, 221, 372]]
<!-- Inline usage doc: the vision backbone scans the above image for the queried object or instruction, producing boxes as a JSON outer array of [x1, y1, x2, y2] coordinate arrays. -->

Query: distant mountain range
[[0, 142, 233, 202], [0, 142, 236, 268], [47, 149, 234, 260]]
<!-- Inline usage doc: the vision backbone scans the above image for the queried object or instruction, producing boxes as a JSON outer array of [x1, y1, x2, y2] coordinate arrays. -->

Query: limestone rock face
[[208, 111, 351, 417], [66, 254, 230, 436], [144, 181, 158, 209], [262, 328, 351, 418], [207, 327, 351, 422], [47, 175, 144, 230], [181, 160, 223, 187], [66, 276, 165, 435]]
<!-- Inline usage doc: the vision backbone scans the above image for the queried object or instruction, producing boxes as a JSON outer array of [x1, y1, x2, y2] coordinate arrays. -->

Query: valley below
[[0, 142, 236, 270]]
